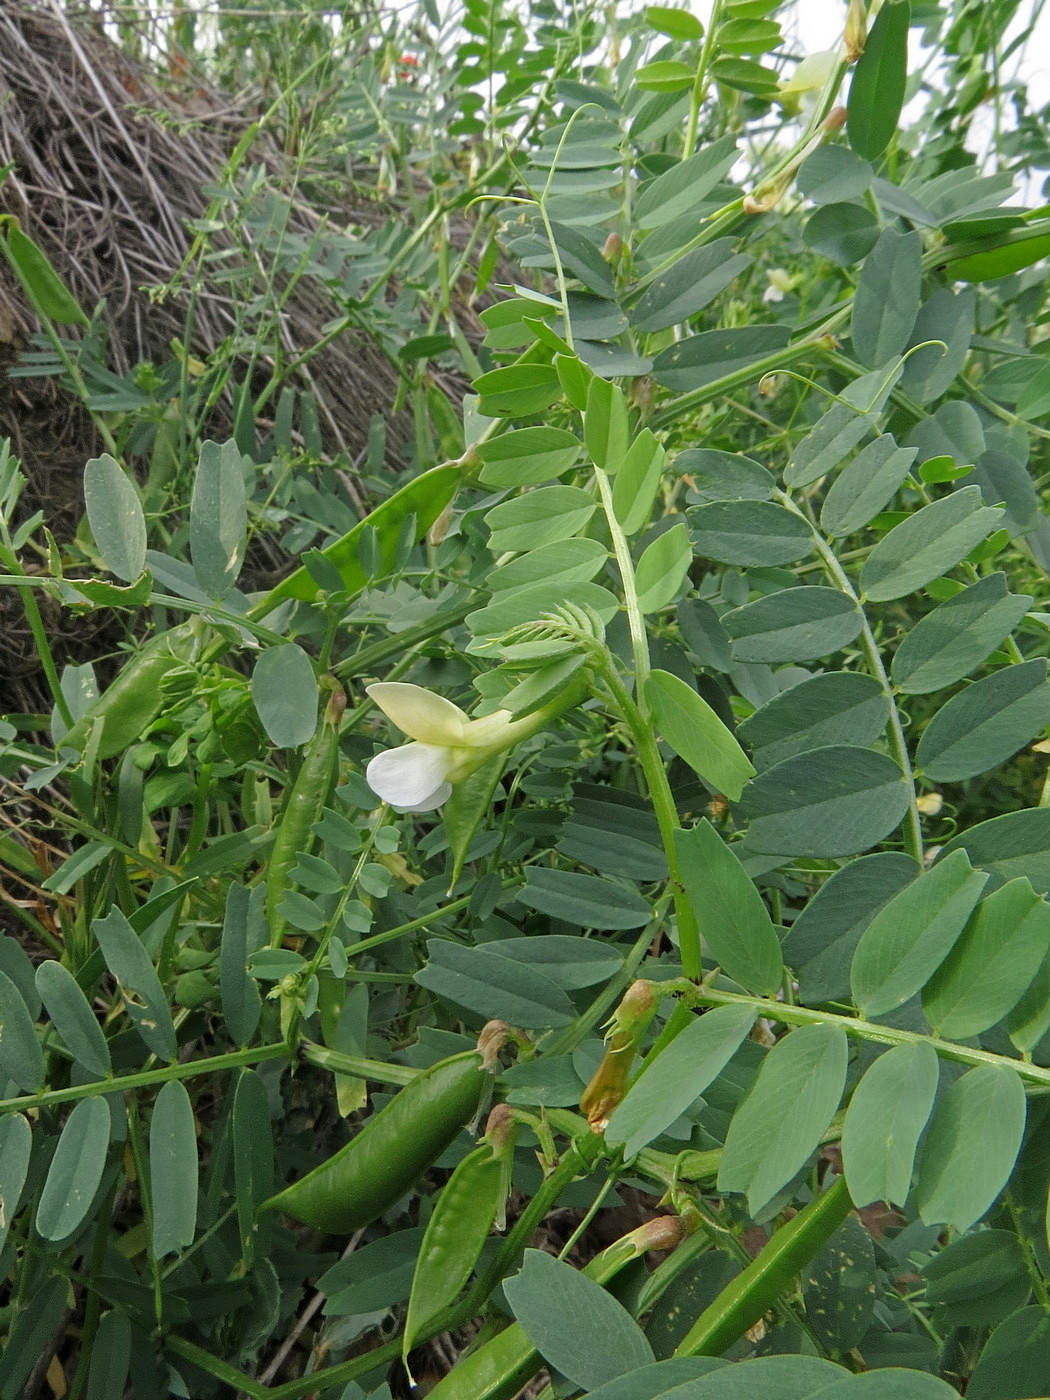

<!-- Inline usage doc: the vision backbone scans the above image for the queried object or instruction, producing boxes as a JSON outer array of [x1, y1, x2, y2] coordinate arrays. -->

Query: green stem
[[333, 593, 478, 680], [690, 984, 1050, 1090], [0, 1043, 288, 1116], [785, 494, 923, 864], [595, 660, 701, 978], [594, 466, 650, 697], [683, 0, 725, 157]]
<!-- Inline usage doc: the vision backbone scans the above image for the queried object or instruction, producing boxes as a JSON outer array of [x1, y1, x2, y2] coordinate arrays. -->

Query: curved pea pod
[[265, 683, 345, 949], [261, 1048, 491, 1234], [674, 1176, 853, 1358], [424, 1214, 685, 1400], [57, 623, 199, 759], [254, 460, 469, 613], [403, 1105, 517, 1368]]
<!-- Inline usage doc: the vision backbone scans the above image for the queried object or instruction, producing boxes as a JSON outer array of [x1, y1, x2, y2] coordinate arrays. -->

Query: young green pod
[[261, 1048, 490, 1234], [265, 683, 345, 949], [403, 1104, 518, 1370], [423, 1210, 685, 1400], [57, 623, 199, 759]]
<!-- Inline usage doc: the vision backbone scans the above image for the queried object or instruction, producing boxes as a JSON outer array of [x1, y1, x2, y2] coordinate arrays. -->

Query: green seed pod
[[261, 1049, 489, 1234]]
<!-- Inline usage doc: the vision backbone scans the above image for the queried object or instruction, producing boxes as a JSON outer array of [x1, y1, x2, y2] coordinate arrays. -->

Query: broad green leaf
[[477, 427, 581, 487], [488, 936, 623, 990], [967, 1308, 1050, 1400], [466, 580, 618, 639], [264, 462, 463, 606], [0, 936, 41, 1017], [636, 523, 691, 612], [417, 940, 572, 1029], [630, 240, 752, 333], [718, 1023, 848, 1215], [923, 1230, 1031, 1327], [916, 659, 1050, 782], [0, 1114, 31, 1253], [3, 225, 89, 324], [797, 146, 874, 205], [859, 487, 1004, 602], [35, 960, 111, 1079], [612, 430, 666, 534], [815, 1372, 958, 1399], [503, 655, 588, 719], [518, 867, 653, 930], [558, 787, 668, 881], [891, 573, 1031, 694], [664, 1356, 846, 1397], [607, 1004, 756, 1158], [484, 486, 596, 553], [584, 1359, 725, 1400], [738, 746, 911, 857], [946, 223, 1050, 282], [688, 500, 813, 566], [0, 1277, 68, 1399], [635, 60, 696, 92], [841, 1041, 938, 1207], [901, 287, 975, 403], [83, 453, 147, 583], [850, 849, 988, 1017], [936, 806, 1050, 894], [585, 376, 630, 472], [674, 822, 783, 994], [252, 643, 318, 749], [644, 669, 755, 801], [820, 436, 918, 537], [802, 1214, 877, 1352], [786, 361, 903, 490], [645, 4, 704, 39], [677, 598, 732, 672], [804, 202, 880, 266], [907, 399, 984, 466], [1007, 948, 1050, 1052], [190, 438, 247, 599], [319, 1226, 425, 1314], [36, 1096, 110, 1240], [0, 969, 43, 1092], [232, 1068, 273, 1265], [847, 0, 911, 160], [738, 672, 888, 770], [677, 448, 774, 503], [723, 587, 863, 663], [851, 228, 921, 369], [487, 537, 608, 591], [710, 55, 780, 92], [635, 136, 738, 230], [219, 883, 263, 1049], [915, 1064, 1026, 1232], [974, 449, 1041, 538], [93, 908, 177, 1062], [505, 1249, 654, 1390], [784, 853, 919, 1004], [473, 364, 563, 416], [149, 1079, 198, 1258], [86, 1311, 132, 1400], [444, 755, 504, 889], [922, 877, 1050, 1037], [652, 325, 791, 392]]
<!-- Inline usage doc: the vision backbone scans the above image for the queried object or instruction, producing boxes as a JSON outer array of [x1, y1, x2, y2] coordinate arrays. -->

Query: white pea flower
[[364, 682, 547, 812], [778, 49, 840, 97]]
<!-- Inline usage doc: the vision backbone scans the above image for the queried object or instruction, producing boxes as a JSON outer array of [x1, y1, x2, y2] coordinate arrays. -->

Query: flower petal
[[366, 682, 468, 744], [366, 742, 454, 810]]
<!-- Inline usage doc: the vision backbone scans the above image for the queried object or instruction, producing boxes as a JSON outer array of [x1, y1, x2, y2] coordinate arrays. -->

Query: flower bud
[[579, 981, 658, 1132], [602, 231, 624, 264], [845, 0, 867, 62], [477, 1019, 511, 1070]]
